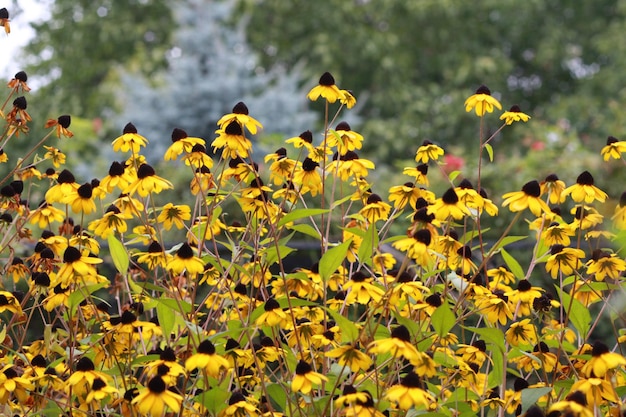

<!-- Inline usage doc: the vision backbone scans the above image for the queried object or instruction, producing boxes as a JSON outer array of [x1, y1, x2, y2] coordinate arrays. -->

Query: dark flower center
[[137, 164, 156, 179], [198, 340, 216, 355], [232, 101, 249, 115], [576, 171, 594, 185], [171, 128, 188, 142], [318, 72, 336, 86], [442, 188, 459, 204], [521, 180, 541, 197]]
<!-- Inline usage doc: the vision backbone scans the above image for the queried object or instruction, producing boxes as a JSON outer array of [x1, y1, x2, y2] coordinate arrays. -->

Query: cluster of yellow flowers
[[0, 43, 626, 417]]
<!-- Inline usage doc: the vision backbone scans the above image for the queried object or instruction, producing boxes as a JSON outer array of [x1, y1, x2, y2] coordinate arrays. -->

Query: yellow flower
[[325, 344, 373, 372], [562, 171, 607, 203], [415, 140, 444, 163], [359, 194, 391, 223], [581, 341, 626, 378], [45, 169, 78, 204], [389, 182, 425, 210], [540, 173, 567, 204], [402, 164, 429, 186], [344, 271, 385, 305], [340, 89, 357, 108], [601, 136, 626, 161], [427, 188, 470, 221], [255, 298, 287, 327], [545, 244, 585, 279], [87, 205, 131, 238], [43, 145, 66, 167], [135, 241, 172, 269], [212, 121, 253, 159], [385, 372, 435, 410], [474, 292, 512, 325], [369, 325, 419, 361], [548, 391, 593, 417], [505, 318, 537, 347], [132, 376, 183, 416], [612, 191, 626, 230], [112, 122, 148, 153], [502, 180, 550, 216], [285, 130, 315, 152], [125, 163, 173, 197], [294, 157, 323, 196], [217, 101, 263, 135], [29, 201, 65, 228], [185, 339, 231, 377], [464, 85, 502, 116], [157, 203, 191, 231], [542, 222, 575, 247], [307, 72, 345, 103], [571, 377, 618, 406], [220, 392, 259, 417], [586, 250, 626, 281], [291, 360, 328, 394], [0, 291, 22, 314], [499, 105, 531, 125], [163, 127, 206, 161], [326, 121, 363, 155], [166, 242, 205, 276], [570, 205, 603, 230]]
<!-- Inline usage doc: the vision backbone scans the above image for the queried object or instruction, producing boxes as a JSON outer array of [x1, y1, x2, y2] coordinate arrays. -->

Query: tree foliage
[[241, 0, 622, 160]]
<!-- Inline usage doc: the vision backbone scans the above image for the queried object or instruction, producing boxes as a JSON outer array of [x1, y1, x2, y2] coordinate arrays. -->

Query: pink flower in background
[[442, 154, 465, 174]]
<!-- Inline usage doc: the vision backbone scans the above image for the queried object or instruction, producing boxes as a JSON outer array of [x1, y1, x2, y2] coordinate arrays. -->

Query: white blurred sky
[[0, 0, 49, 78]]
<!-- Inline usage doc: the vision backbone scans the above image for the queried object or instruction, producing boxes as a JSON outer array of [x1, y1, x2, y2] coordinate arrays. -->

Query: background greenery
[[9, 0, 626, 199]]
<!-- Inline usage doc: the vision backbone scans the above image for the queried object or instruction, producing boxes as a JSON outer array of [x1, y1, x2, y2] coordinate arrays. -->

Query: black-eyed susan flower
[[505, 279, 543, 317], [7, 71, 29, 92], [265, 147, 298, 185], [612, 191, 626, 230], [65, 357, 110, 398], [5, 96, 31, 125], [548, 391, 593, 417], [562, 171, 608, 203], [427, 187, 470, 221], [415, 140, 444, 163], [212, 121, 252, 159], [163, 127, 205, 161], [545, 244, 585, 279], [285, 130, 315, 152], [88, 205, 131, 239], [385, 371, 435, 410], [307, 72, 345, 103], [601, 136, 626, 161], [474, 291, 512, 325], [132, 376, 183, 416], [56, 246, 102, 284], [570, 377, 619, 406], [369, 325, 419, 361], [29, 201, 65, 229], [499, 105, 531, 125], [166, 242, 204, 276], [502, 180, 550, 216], [291, 360, 328, 394], [256, 297, 287, 327], [570, 205, 603, 230], [100, 161, 134, 193], [294, 157, 323, 196], [330, 150, 375, 182], [586, 249, 626, 281], [44, 115, 73, 138], [112, 122, 148, 153], [135, 241, 172, 270], [389, 182, 423, 210], [43, 146, 67, 168], [63, 182, 96, 214], [541, 222, 575, 247], [325, 343, 373, 372], [511, 342, 558, 373], [157, 203, 191, 231], [143, 347, 186, 386], [464, 85, 502, 117], [0, 8, 9, 34], [581, 341, 626, 378], [540, 173, 567, 204], [505, 318, 537, 347], [125, 163, 173, 197], [0, 149, 7, 163], [79, 377, 119, 411], [340, 89, 357, 108], [326, 121, 363, 155], [0, 365, 34, 404], [344, 270, 385, 305], [185, 339, 231, 377], [221, 391, 259, 417], [45, 169, 78, 204], [359, 193, 391, 223], [217, 101, 263, 135], [0, 291, 22, 314]]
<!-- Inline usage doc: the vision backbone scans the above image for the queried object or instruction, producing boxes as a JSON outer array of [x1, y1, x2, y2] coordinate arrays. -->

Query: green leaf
[[107, 234, 129, 274], [358, 223, 379, 266], [68, 283, 108, 315], [521, 387, 552, 413], [448, 170, 461, 182], [484, 143, 494, 161], [325, 307, 359, 343], [264, 245, 295, 266], [278, 208, 329, 227], [556, 286, 591, 338], [319, 239, 351, 281], [492, 236, 528, 252], [430, 303, 455, 338], [501, 248, 525, 280], [266, 383, 287, 411], [288, 223, 322, 239], [156, 301, 176, 340], [196, 386, 230, 414]]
